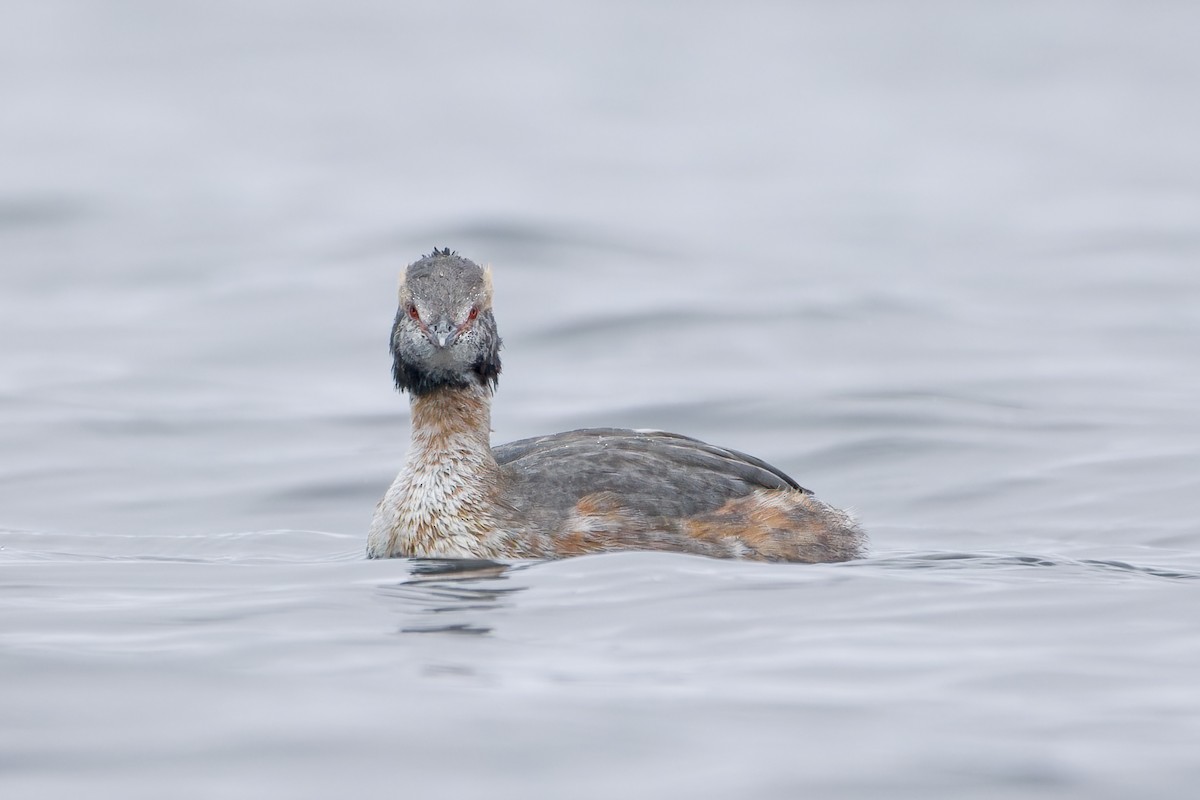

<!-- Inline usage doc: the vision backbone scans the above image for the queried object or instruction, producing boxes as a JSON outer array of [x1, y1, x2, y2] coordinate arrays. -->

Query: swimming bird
[[367, 249, 866, 563]]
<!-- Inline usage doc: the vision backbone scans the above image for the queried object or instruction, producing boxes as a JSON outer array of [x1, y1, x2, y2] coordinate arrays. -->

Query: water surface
[[3, 2, 1199, 798]]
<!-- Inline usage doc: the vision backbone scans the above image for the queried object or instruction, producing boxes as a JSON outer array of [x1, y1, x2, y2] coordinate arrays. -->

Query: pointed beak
[[429, 319, 457, 349]]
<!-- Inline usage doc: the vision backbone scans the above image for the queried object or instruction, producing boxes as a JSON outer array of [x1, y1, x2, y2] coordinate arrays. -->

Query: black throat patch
[[389, 311, 502, 397]]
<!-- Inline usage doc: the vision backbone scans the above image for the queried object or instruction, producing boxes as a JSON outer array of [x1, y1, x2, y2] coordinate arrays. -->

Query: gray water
[[3, 2, 1199, 798]]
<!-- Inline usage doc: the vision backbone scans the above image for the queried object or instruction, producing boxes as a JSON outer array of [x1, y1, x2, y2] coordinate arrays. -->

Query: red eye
[[467, 307, 479, 321], [407, 305, 420, 320]]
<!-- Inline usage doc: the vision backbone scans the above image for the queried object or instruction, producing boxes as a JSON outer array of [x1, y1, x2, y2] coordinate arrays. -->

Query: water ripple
[[867, 551, 1200, 581]]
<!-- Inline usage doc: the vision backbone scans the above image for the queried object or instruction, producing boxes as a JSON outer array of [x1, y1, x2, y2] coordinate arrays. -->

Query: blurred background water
[[2, 1, 1199, 798]]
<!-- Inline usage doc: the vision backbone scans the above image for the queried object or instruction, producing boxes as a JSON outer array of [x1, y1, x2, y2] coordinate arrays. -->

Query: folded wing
[[494, 427, 810, 519]]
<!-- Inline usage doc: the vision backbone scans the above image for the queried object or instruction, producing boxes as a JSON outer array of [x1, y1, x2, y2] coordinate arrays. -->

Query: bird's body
[[367, 250, 866, 563]]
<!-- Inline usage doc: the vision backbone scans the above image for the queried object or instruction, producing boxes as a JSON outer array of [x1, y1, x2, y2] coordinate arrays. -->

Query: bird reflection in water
[[378, 558, 527, 636]]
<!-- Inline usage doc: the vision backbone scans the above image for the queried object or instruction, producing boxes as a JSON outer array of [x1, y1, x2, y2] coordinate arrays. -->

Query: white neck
[[367, 383, 502, 558]]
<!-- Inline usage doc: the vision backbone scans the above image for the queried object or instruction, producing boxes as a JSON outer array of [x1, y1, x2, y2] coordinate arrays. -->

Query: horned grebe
[[367, 249, 866, 562]]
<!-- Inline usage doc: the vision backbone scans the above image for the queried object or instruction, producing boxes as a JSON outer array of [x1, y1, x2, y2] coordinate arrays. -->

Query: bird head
[[390, 248, 501, 396]]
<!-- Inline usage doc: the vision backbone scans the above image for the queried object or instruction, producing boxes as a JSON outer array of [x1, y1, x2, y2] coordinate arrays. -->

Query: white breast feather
[[367, 429, 501, 558]]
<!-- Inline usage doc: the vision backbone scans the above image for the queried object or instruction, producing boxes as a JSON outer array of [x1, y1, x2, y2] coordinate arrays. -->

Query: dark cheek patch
[[390, 314, 503, 396], [471, 335, 502, 390]]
